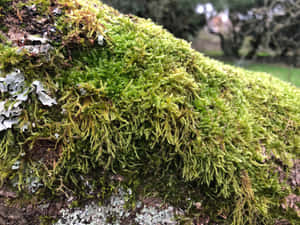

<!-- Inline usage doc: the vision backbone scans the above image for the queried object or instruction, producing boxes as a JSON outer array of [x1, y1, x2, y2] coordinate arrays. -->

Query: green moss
[[0, 0, 299, 224]]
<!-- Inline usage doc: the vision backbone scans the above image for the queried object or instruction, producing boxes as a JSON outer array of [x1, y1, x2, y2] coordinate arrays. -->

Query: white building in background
[[195, 3, 216, 19], [195, 3, 232, 35]]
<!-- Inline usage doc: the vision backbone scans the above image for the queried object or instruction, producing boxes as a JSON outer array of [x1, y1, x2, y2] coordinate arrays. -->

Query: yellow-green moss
[[0, 0, 299, 224]]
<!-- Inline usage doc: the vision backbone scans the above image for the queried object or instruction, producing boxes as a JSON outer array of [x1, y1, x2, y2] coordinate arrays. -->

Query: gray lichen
[[0, 69, 25, 131], [32, 80, 57, 106], [55, 188, 178, 225], [11, 168, 44, 193], [16, 34, 53, 56], [0, 69, 57, 131]]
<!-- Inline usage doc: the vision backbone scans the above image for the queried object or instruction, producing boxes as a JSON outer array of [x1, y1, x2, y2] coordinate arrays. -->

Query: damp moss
[[0, 0, 299, 224]]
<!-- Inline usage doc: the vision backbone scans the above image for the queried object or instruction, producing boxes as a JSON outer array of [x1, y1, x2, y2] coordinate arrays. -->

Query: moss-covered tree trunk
[[0, 1, 299, 224]]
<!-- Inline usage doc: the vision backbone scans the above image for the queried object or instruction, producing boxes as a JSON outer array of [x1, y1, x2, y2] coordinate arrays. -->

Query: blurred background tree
[[102, 0, 206, 41], [207, 0, 263, 12], [231, 0, 300, 62], [102, 0, 264, 40]]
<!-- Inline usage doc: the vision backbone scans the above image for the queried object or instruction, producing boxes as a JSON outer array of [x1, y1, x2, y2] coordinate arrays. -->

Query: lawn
[[200, 49, 300, 87], [242, 63, 300, 87]]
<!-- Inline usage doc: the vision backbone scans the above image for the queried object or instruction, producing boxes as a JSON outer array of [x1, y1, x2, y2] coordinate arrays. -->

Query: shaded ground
[[191, 27, 222, 55]]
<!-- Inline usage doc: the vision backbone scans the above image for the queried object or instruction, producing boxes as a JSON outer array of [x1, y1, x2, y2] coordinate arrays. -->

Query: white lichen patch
[[0, 69, 25, 131], [11, 160, 21, 170], [0, 69, 57, 131], [134, 205, 176, 225], [15, 33, 53, 56], [32, 81, 57, 106], [0, 69, 25, 94], [26, 34, 49, 44], [26, 175, 44, 193], [11, 168, 44, 193], [0, 101, 22, 131], [97, 34, 105, 46], [20, 43, 53, 55], [55, 188, 178, 225]]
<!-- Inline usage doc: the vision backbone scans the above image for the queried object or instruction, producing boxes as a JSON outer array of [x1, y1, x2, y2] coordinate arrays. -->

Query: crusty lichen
[[55, 188, 178, 225], [0, 0, 299, 224]]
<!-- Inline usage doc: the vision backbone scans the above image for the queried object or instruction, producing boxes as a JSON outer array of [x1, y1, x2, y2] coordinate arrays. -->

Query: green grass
[[203, 50, 300, 87], [243, 63, 300, 87], [202, 50, 224, 57]]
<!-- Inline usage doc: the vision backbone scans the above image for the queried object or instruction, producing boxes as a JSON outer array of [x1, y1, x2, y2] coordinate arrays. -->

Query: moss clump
[[0, 0, 299, 224]]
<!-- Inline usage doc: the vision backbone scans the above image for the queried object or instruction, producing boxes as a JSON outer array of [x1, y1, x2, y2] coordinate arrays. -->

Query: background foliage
[[102, 0, 206, 40], [103, 0, 264, 41]]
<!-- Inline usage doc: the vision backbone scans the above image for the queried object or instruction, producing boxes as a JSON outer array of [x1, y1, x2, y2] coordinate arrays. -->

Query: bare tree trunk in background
[[215, 32, 240, 58], [207, 13, 241, 58]]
